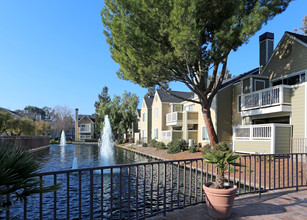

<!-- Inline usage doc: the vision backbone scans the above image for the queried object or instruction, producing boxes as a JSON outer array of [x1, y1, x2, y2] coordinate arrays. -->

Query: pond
[[4, 144, 167, 220], [35, 144, 157, 172]]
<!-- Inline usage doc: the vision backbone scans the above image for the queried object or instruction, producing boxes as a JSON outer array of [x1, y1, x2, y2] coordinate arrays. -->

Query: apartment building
[[139, 31, 307, 154], [139, 96, 154, 143], [74, 108, 95, 141]]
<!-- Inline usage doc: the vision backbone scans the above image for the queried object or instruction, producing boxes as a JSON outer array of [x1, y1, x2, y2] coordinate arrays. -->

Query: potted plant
[[203, 146, 242, 219]]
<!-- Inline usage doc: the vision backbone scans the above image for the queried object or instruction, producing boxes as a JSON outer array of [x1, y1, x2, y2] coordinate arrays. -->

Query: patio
[[150, 187, 307, 220]]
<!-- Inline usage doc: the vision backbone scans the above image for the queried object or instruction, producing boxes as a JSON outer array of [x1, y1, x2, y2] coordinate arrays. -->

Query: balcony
[[80, 127, 91, 133], [161, 130, 182, 141], [233, 123, 292, 154], [166, 112, 183, 126], [186, 112, 198, 124], [241, 85, 292, 116]]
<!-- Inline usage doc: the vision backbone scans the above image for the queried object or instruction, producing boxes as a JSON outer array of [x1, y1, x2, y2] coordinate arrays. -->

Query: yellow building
[[139, 31, 307, 154], [74, 108, 95, 141]]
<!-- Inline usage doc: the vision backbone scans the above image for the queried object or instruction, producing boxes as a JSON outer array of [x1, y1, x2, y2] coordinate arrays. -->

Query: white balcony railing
[[241, 85, 291, 111], [161, 130, 182, 140], [166, 112, 183, 126], [233, 124, 272, 141], [80, 127, 91, 133]]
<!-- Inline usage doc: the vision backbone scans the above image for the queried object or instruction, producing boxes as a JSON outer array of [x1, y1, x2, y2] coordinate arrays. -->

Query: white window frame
[[254, 79, 265, 92], [202, 126, 209, 141], [154, 128, 158, 140], [184, 104, 194, 112], [154, 107, 158, 120], [238, 95, 242, 113]]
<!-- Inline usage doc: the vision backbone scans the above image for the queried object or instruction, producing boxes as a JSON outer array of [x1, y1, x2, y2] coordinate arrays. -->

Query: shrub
[[156, 142, 166, 150], [167, 139, 187, 154], [189, 145, 199, 153], [213, 142, 229, 152], [142, 143, 148, 147], [148, 139, 158, 148], [116, 139, 123, 144], [202, 144, 212, 156], [50, 139, 59, 144], [129, 137, 134, 143], [136, 140, 141, 145], [85, 139, 98, 142]]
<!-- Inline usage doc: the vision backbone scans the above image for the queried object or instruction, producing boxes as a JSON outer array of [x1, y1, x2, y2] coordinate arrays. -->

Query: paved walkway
[[149, 188, 307, 220]]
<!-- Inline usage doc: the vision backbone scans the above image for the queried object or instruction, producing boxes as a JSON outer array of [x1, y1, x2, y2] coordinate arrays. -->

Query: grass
[[128, 146, 136, 150]]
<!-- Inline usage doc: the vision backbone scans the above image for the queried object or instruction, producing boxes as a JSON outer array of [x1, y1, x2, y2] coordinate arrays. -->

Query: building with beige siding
[[139, 31, 307, 154], [140, 96, 154, 143], [74, 108, 95, 141]]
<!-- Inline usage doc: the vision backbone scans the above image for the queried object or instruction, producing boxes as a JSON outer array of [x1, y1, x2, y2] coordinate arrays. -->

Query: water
[[3, 144, 159, 219], [99, 115, 115, 166], [60, 130, 66, 146], [72, 157, 78, 169]]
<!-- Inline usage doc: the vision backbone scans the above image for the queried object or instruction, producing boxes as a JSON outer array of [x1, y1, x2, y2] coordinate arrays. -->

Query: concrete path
[[149, 188, 307, 220]]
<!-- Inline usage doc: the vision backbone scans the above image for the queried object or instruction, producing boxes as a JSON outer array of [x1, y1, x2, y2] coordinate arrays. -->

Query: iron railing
[[2, 153, 307, 219]]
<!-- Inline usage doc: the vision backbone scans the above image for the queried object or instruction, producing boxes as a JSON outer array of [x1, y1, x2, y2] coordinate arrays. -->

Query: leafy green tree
[[0, 111, 12, 135], [7, 117, 35, 136], [119, 91, 139, 139], [94, 86, 111, 137], [35, 121, 52, 135], [102, 0, 292, 146], [0, 141, 59, 210]]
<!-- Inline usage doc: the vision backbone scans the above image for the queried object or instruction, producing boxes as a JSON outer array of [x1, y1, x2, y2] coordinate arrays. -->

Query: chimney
[[75, 108, 79, 141], [259, 32, 274, 70]]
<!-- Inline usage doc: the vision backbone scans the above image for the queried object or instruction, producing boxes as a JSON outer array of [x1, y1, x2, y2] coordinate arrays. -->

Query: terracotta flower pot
[[203, 182, 237, 219]]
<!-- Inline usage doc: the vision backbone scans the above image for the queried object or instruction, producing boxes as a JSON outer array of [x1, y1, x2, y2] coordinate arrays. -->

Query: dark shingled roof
[[78, 114, 95, 122], [156, 90, 194, 103], [286, 31, 307, 44], [0, 107, 20, 118], [144, 96, 154, 108], [137, 109, 141, 116], [220, 67, 259, 90]]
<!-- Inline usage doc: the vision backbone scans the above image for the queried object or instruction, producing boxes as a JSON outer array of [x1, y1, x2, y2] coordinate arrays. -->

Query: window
[[184, 104, 194, 112], [254, 80, 265, 91], [154, 107, 158, 120], [80, 124, 91, 132], [173, 104, 183, 112], [154, 128, 158, 140], [142, 130, 145, 138], [272, 72, 306, 86], [202, 126, 209, 141], [143, 113, 145, 122], [238, 95, 241, 113]]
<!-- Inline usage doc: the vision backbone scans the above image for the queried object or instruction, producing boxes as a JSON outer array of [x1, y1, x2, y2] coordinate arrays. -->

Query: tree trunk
[[202, 107, 218, 146]]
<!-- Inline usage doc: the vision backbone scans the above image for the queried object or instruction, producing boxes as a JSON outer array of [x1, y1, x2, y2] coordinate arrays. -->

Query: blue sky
[[0, 0, 306, 115]]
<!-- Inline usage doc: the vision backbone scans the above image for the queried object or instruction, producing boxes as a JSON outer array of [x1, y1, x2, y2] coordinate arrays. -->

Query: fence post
[[296, 154, 299, 191], [163, 162, 167, 216], [259, 155, 261, 197]]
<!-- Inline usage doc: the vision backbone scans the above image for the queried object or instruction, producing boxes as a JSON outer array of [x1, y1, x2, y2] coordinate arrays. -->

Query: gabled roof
[[0, 107, 21, 118], [136, 109, 141, 117], [144, 96, 154, 108], [260, 31, 307, 75], [78, 114, 95, 123], [220, 67, 259, 90], [286, 31, 307, 45], [156, 90, 194, 103]]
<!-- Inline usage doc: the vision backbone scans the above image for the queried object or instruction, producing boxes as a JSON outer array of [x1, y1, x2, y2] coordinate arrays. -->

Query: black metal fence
[[0, 136, 50, 150], [2, 153, 307, 219]]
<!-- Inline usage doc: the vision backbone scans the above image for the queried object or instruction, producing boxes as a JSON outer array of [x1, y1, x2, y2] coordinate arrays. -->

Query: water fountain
[[60, 130, 66, 146], [99, 115, 114, 166], [72, 157, 78, 169]]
